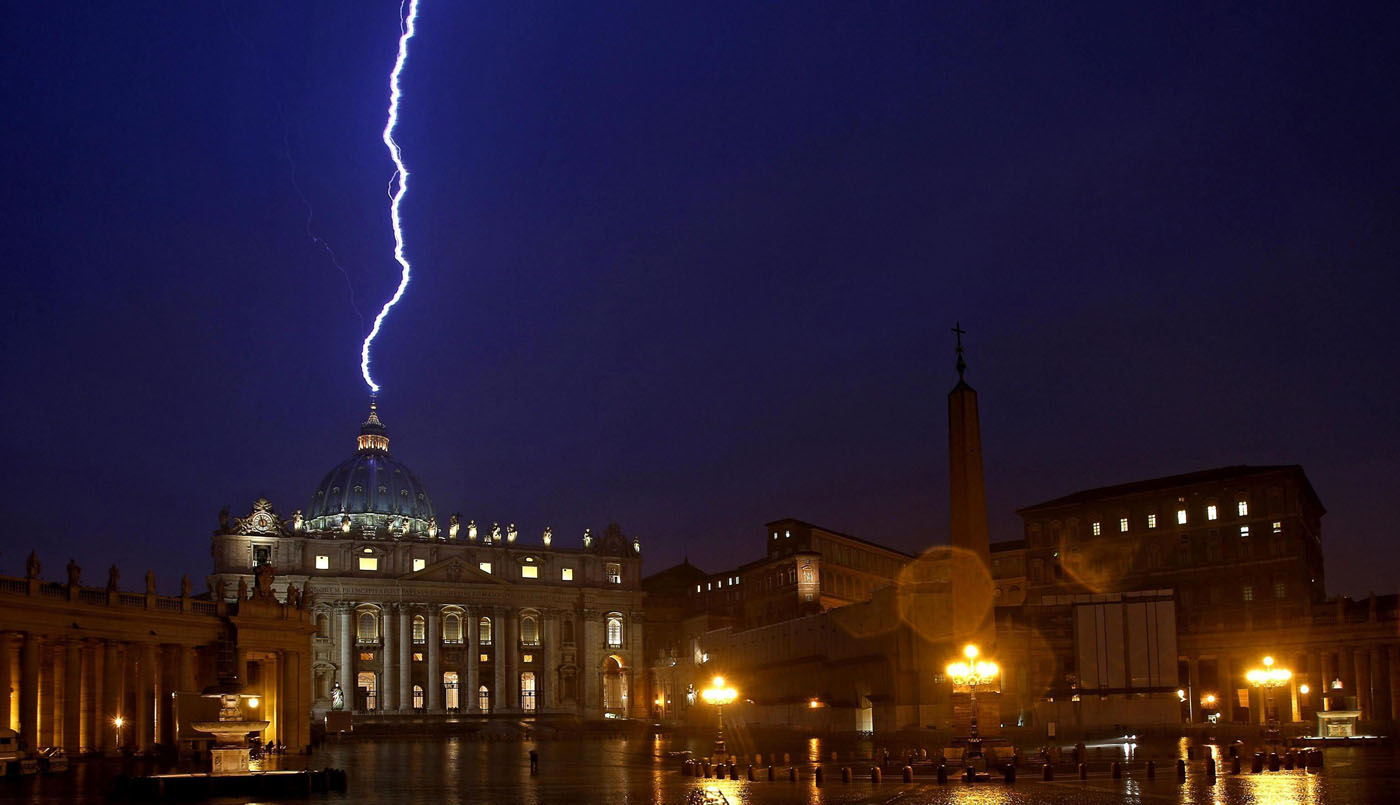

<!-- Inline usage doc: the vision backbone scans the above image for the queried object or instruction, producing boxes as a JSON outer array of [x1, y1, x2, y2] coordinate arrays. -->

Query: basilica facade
[[209, 402, 646, 722]]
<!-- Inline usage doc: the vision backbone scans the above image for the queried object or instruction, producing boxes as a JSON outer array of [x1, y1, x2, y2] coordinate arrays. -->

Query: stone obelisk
[[947, 323, 990, 564]]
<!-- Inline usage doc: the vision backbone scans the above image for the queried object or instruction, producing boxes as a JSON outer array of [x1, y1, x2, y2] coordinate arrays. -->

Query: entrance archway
[[602, 655, 627, 715]]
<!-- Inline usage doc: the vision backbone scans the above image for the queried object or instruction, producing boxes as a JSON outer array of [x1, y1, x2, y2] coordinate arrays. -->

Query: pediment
[[402, 556, 506, 584]]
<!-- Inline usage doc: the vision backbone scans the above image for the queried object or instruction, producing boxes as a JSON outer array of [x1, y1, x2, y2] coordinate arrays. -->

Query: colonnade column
[[1322, 651, 1337, 692], [39, 639, 56, 747], [101, 639, 121, 754], [1339, 648, 1356, 701], [1355, 648, 1372, 720], [1387, 645, 1400, 721], [338, 605, 354, 707], [280, 649, 304, 751], [492, 608, 505, 713], [138, 643, 157, 753], [63, 640, 81, 752], [542, 612, 558, 711], [19, 633, 38, 749], [398, 607, 411, 711], [582, 611, 601, 716], [1309, 652, 1324, 713], [1369, 648, 1388, 722], [1186, 656, 1200, 722], [82, 639, 100, 752], [504, 609, 517, 711], [466, 607, 479, 713], [382, 605, 397, 712], [0, 632, 12, 733], [629, 613, 644, 719], [1218, 656, 1235, 723], [426, 608, 441, 712]]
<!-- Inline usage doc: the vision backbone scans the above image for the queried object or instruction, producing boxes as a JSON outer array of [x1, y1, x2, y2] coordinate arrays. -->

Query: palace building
[[209, 402, 647, 723]]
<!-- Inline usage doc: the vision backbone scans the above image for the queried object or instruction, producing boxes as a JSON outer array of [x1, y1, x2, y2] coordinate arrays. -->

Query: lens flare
[[360, 0, 421, 393]]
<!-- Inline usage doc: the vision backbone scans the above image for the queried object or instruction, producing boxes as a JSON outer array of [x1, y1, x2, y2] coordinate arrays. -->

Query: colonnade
[[1182, 643, 1400, 724]]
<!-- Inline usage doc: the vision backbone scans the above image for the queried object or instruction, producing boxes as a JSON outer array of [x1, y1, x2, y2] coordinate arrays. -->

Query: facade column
[[1369, 647, 1388, 722], [101, 640, 121, 754], [382, 604, 397, 713], [583, 612, 601, 716], [465, 607, 478, 713], [492, 608, 505, 714], [137, 643, 157, 754], [83, 639, 101, 753], [504, 608, 517, 711], [19, 633, 39, 750], [280, 650, 305, 752], [63, 641, 81, 752], [398, 606, 411, 711], [629, 612, 644, 719], [1218, 656, 1236, 723], [542, 611, 557, 711], [0, 632, 12, 734], [1387, 645, 1400, 721], [426, 608, 441, 712], [338, 605, 354, 708], [40, 639, 57, 747], [179, 645, 197, 693], [1355, 647, 1372, 720]]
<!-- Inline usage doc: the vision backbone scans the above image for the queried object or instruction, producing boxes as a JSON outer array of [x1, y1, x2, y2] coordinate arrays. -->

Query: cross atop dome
[[357, 398, 390, 452]]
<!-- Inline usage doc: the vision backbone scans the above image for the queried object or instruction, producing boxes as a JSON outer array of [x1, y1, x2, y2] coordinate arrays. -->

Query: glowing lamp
[[1299, 684, 1310, 695], [112, 716, 125, 728], [247, 696, 260, 709], [701, 676, 737, 706]]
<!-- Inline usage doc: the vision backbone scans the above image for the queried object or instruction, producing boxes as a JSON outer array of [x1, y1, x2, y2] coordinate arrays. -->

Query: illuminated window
[[1237, 500, 1249, 516], [359, 556, 378, 571], [412, 685, 424, 709], [1092, 522, 1101, 536], [359, 651, 374, 661], [606, 614, 624, 647], [605, 563, 621, 584], [479, 562, 492, 575], [522, 653, 534, 663], [479, 653, 489, 663], [1118, 518, 1128, 533], [1242, 585, 1253, 602], [1272, 521, 1283, 534], [562, 568, 573, 581], [357, 611, 378, 640], [478, 617, 493, 645], [478, 685, 491, 712], [521, 565, 538, 579], [443, 613, 462, 643], [412, 558, 426, 572], [1147, 514, 1157, 529], [1207, 504, 1218, 520], [520, 672, 536, 712], [315, 555, 330, 569], [413, 652, 423, 662], [695, 584, 700, 593], [1239, 526, 1250, 538], [412, 615, 425, 643], [1177, 509, 1188, 525], [1274, 581, 1286, 599], [520, 615, 539, 645]]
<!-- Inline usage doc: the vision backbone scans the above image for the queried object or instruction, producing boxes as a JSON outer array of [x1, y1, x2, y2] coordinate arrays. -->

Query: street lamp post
[[112, 716, 124, 750], [701, 675, 737, 760], [1246, 655, 1291, 743], [945, 644, 999, 759]]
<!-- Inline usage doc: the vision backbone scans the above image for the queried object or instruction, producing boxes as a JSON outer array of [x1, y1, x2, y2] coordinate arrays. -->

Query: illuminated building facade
[[209, 403, 646, 721]]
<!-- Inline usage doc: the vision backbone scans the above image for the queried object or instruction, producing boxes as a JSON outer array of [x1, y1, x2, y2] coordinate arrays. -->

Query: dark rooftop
[[1017, 464, 1324, 515]]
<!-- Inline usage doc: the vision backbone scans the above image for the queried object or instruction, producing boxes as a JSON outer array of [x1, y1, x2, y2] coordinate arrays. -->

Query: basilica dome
[[305, 401, 436, 535]]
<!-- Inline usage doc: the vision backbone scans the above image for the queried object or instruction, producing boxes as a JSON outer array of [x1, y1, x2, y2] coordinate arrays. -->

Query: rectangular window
[[1092, 522, 1102, 536], [413, 558, 426, 572], [479, 562, 492, 574], [521, 565, 538, 579], [358, 556, 378, 571], [1207, 504, 1218, 520], [315, 555, 330, 570], [522, 654, 533, 663], [1118, 518, 1129, 533], [1239, 526, 1250, 538], [253, 545, 271, 567], [1238, 500, 1249, 516], [561, 567, 573, 581], [1272, 521, 1283, 534], [606, 563, 621, 584], [1178, 509, 1188, 525], [413, 652, 423, 662], [480, 653, 490, 664], [359, 652, 374, 661], [1147, 514, 1157, 529], [1274, 582, 1286, 599], [1242, 585, 1253, 602]]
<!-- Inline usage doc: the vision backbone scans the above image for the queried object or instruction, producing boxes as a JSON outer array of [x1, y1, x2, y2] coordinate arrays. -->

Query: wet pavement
[[2, 733, 1398, 803]]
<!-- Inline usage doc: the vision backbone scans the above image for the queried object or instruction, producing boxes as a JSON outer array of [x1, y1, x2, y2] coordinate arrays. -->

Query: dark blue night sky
[[3, 2, 1396, 596]]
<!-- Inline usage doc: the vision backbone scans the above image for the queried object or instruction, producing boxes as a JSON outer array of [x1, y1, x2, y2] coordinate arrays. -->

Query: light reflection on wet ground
[[2, 734, 1398, 804]]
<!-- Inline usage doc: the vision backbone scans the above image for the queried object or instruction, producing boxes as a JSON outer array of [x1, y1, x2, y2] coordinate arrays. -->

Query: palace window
[[605, 563, 622, 584], [359, 556, 378, 571], [443, 613, 463, 643], [412, 615, 425, 644], [521, 614, 540, 646], [1242, 585, 1254, 602], [413, 558, 426, 572], [606, 614, 624, 648], [1207, 504, 1218, 521], [479, 653, 489, 663], [1240, 525, 1250, 538], [1272, 521, 1283, 534], [315, 555, 330, 570], [412, 685, 424, 709], [523, 653, 534, 663], [1238, 500, 1249, 516], [521, 565, 538, 579], [444, 672, 460, 710], [479, 617, 493, 645], [562, 568, 574, 581], [478, 685, 491, 713], [479, 562, 492, 575], [1274, 581, 1287, 599], [1147, 513, 1157, 529], [521, 672, 536, 712], [357, 611, 379, 641], [1092, 521, 1101, 536], [1177, 509, 1188, 525], [1118, 518, 1128, 533]]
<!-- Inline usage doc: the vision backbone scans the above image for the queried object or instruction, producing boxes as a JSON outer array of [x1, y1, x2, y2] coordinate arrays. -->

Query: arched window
[[412, 684, 424, 709], [520, 672, 536, 712], [478, 685, 491, 712], [479, 617, 493, 645], [357, 611, 378, 641], [443, 612, 462, 643], [412, 615, 426, 644], [520, 614, 539, 645], [606, 614, 624, 648], [562, 619, 575, 644], [444, 671, 460, 710], [316, 613, 330, 637]]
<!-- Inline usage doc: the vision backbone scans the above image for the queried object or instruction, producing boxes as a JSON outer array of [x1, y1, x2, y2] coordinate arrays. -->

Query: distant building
[[209, 402, 646, 721]]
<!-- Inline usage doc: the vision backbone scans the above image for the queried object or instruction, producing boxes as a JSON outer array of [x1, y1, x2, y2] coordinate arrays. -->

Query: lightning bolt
[[360, 0, 421, 394]]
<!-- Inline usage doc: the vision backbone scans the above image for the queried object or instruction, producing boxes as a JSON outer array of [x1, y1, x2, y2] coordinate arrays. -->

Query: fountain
[[191, 689, 269, 774]]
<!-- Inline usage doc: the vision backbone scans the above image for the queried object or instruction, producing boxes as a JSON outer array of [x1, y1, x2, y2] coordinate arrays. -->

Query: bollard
[[964, 764, 976, 783], [1042, 763, 1053, 781], [746, 764, 753, 781], [1230, 756, 1241, 775], [1177, 758, 1187, 781], [1229, 745, 1239, 759], [903, 765, 913, 783], [731, 764, 739, 781], [1078, 762, 1088, 780], [788, 766, 797, 782], [768, 764, 775, 781], [702, 760, 711, 778], [815, 765, 825, 785], [1251, 753, 1263, 774], [1284, 752, 1295, 770], [1206, 756, 1217, 780], [1147, 759, 1155, 778], [1112, 761, 1122, 779], [871, 767, 882, 783], [936, 765, 948, 784], [1004, 764, 1015, 783], [1268, 752, 1279, 772], [841, 767, 852, 784], [684, 760, 692, 776], [1187, 746, 1196, 760]]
